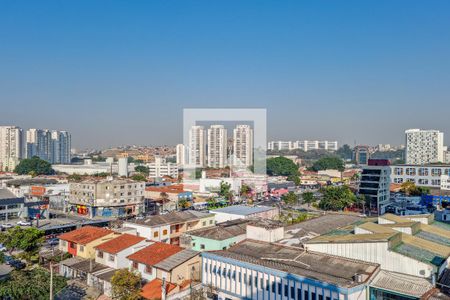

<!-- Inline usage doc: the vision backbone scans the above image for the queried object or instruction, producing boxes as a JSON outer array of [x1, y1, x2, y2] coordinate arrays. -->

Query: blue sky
[[1, 1, 450, 149]]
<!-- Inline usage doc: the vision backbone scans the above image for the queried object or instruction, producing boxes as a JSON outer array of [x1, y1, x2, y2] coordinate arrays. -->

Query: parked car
[[1, 224, 13, 230], [17, 220, 32, 226], [0, 243, 6, 252], [9, 260, 25, 270], [46, 238, 59, 247]]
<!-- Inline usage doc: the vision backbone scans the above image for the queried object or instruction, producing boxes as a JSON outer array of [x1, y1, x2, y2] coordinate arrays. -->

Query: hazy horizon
[[2, 1, 450, 149]]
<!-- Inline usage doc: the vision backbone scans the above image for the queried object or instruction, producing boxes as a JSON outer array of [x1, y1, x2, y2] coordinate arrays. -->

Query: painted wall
[[189, 235, 245, 252], [95, 240, 151, 269]]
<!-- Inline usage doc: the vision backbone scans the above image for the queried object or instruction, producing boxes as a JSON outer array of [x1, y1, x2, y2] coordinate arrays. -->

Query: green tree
[[131, 174, 147, 182], [310, 156, 345, 172], [336, 144, 353, 160], [302, 192, 315, 207], [219, 181, 233, 201], [319, 185, 356, 211], [282, 192, 298, 205], [0, 227, 44, 256], [14, 156, 54, 175], [266, 157, 299, 176], [134, 166, 149, 176], [0, 267, 66, 300], [111, 269, 142, 300], [240, 184, 251, 198], [287, 174, 301, 186], [178, 198, 190, 209]]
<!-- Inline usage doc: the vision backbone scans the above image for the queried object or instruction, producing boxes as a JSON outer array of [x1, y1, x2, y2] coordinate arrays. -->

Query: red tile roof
[[141, 279, 177, 300], [95, 234, 146, 254], [127, 242, 182, 266], [58, 226, 113, 245], [146, 184, 185, 194]]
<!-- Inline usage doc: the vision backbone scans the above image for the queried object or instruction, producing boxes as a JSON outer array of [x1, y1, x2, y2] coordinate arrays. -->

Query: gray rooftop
[[209, 239, 379, 288], [370, 270, 433, 298], [0, 188, 19, 200], [187, 219, 249, 240], [126, 211, 213, 227], [154, 249, 199, 271], [279, 213, 363, 247], [210, 205, 276, 216]]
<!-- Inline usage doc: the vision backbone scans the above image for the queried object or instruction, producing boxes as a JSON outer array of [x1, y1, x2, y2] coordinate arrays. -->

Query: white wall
[[246, 225, 284, 243], [306, 241, 434, 278], [123, 223, 171, 243]]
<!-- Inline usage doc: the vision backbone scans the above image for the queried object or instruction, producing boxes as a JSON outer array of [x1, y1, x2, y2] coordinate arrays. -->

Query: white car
[[0, 243, 6, 252], [17, 220, 32, 226], [1, 223, 13, 229]]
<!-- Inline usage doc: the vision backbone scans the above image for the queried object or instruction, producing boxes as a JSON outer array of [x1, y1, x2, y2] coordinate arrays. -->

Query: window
[[393, 168, 403, 175], [109, 254, 115, 262], [406, 168, 416, 176], [312, 292, 316, 300], [200, 244, 205, 250], [69, 242, 76, 249], [97, 251, 103, 258], [432, 168, 442, 177], [291, 286, 295, 299], [132, 262, 138, 269], [163, 229, 168, 235], [192, 242, 196, 247], [79, 245, 84, 252], [266, 279, 269, 291], [248, 275, 252, 286], [153, 232, 159, 238], [209, 220, 213, 224], [318, 295, 323, 300], [298, 288, 302, 300], [238, 272, 241, 283], [278, 283, 282, 295], [272, 282, 276, 293], [202, 221, 206, 226], [284, 284, 288, 297], [145, 265, 152, 274], [304, 291, 309, 300], [419, 168, 429, 176]]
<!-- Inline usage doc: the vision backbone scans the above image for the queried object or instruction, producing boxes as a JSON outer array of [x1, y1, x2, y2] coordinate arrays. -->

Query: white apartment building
[[175, 144, 185, 166], [207, 125, 227, 168], [390, 164, 450, 189], [233, 125, 253, 167], [0, 126, 23, 171], [267, 140, 338, 151], [405, 129, 444, 165], [188, 126, 206, 168], [147, 156, 178, 178]]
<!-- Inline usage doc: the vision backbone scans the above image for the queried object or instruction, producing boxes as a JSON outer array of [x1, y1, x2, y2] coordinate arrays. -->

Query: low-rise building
[[68, 177, 145, 218], [147, 157, 179, 179], [58, 226, 116, 259], [390, 164, 450, 189], [210, 205, 279, 223], [145, 184, 192, 213], [0, 188, 25, 223], [181, 219, 249, 252], [306, 213, 450, 298], [94, 233, 150, 269], [123, 211, 215, 245], [202, 239, 379, 300]]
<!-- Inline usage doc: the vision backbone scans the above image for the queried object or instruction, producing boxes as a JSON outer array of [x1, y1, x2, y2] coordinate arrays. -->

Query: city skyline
[[2, 1, 450, 148]]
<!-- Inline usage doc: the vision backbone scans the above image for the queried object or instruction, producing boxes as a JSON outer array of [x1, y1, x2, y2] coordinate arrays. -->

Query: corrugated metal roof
[[370, 270, 433, 298], [153, 249, 199, 271], [211, 205, 275, 216]]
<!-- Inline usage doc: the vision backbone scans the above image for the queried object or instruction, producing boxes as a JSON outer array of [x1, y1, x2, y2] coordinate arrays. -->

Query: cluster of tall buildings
[[177, 124, 253, 168], [267, 140, 338, 151], [0, 126, 71, 171]]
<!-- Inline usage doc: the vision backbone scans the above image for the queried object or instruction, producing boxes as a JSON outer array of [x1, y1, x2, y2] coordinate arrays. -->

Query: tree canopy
[[111, 269, 142, 300], [219, 181, 233, 200], [134, 166, 149, 176], [14, 156, 54, 175], [131, 174, 147, 182], [266, 157, 299, 176], [302, 192, 315, 206], [400, 182, 430, 196], [319, 185, 356, 211], [0, 267, 67, 300], [336, 144, 353, 160], [310, 156, 345, 172], [0, 227, 44, 255], [282, 191, 298, 205]]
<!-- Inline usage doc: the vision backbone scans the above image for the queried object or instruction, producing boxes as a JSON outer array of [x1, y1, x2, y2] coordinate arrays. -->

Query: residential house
[[123, 211, 215, 245], [58, 226, 116, 259], [127, 242, 183, 281]]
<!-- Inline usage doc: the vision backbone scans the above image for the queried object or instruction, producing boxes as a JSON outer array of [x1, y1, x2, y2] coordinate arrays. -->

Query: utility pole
[[49, 261, 53, 300]]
